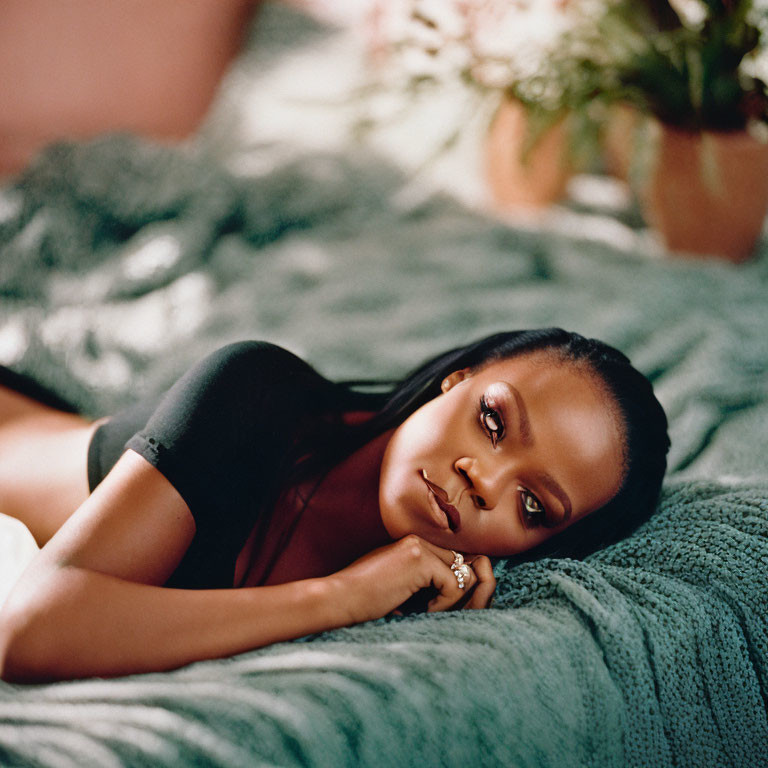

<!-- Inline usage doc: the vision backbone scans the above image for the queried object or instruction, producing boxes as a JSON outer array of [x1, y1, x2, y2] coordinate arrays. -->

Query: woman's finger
[[426, 554, 477, 612], [463, 555, 496, 609], [412, 538, 465, 568]]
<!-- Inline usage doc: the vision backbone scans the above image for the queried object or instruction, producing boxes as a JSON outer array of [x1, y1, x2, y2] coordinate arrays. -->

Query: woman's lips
[[420, 470, 462, 532]]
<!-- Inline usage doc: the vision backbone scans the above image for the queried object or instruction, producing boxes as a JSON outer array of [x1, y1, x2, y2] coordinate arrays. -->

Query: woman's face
[[378, 352, 625, 557]]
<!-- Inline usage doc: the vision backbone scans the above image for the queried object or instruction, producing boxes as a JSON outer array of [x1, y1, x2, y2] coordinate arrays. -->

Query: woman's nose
[[454, 455, 510, 510]]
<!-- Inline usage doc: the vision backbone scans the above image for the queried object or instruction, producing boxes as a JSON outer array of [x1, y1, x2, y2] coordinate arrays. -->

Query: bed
[[1, 4, 767, 766]]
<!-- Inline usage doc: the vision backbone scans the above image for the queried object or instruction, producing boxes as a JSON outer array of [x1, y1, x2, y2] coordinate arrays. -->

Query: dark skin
[[0, 351, 625, 681], [378, 352, 625, 556], [252, 351, 624, 585]]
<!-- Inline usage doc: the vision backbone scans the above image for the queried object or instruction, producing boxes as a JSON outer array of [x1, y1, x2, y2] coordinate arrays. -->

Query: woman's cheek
[[377, 465, 418, 539], [404, 401, 453, 456]]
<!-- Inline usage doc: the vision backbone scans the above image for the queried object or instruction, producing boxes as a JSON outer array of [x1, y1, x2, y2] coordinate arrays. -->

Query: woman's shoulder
[[172, 341, 339, 420], [187, 341, 321, 389], [200, 340, 303, 369]]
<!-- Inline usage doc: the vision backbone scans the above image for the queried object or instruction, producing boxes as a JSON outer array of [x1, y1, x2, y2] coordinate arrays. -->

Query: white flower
[[367, 0, 600, 90], [667, 0, 708, 28]]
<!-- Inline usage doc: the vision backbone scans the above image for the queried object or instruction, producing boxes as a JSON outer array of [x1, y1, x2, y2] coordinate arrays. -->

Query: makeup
[[420, 470, 461, 532]]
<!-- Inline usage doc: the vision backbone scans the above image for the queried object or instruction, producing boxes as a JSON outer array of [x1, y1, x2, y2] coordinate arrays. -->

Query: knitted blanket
[[1, 4, 767, 766]]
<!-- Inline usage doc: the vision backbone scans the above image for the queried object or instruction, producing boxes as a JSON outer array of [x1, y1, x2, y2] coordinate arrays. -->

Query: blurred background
[[3, 0, 768, 259]]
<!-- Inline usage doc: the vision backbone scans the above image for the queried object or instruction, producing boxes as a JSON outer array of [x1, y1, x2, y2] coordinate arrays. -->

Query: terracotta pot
[[484, 98, 573, 210], [0, 0, 258, 177], [641, 123, 768, 262], [602, 103, 638, 182]]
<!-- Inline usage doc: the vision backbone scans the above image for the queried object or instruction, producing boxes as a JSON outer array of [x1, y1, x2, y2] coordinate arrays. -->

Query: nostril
[[475, 495, 487, 509]]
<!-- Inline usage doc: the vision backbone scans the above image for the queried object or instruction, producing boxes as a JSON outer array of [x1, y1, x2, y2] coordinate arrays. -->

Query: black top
[[87, 341, 336, 589]]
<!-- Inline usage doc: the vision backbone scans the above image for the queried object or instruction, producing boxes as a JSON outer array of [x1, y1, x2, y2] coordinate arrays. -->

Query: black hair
[[290, 328, 669, 563]]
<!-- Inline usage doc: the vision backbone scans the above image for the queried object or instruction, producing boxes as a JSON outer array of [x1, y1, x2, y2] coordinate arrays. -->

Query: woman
[[0, 329, 669, 682]]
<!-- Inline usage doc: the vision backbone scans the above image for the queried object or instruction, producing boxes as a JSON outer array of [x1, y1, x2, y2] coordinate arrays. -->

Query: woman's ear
[[441, 368, 472, 393]]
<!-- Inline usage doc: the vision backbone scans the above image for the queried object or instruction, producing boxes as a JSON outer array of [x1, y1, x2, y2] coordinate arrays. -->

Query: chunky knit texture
[[1, 5, 767, 766]]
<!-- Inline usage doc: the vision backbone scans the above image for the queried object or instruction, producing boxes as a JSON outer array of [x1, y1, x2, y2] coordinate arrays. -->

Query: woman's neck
[[299, 428, 395, 573]]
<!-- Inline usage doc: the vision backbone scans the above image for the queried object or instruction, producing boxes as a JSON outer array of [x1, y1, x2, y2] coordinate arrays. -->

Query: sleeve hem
[[125, 432, 162, 467]]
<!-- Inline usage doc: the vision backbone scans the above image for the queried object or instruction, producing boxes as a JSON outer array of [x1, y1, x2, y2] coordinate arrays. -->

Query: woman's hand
[[327, 535, 496, 625]]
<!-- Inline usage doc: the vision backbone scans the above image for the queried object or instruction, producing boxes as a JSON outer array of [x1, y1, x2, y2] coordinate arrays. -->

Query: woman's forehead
[[478, 352, 612, 404], [476, 349, 582, 382]]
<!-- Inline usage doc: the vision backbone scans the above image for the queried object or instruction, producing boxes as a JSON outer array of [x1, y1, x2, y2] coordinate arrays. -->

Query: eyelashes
[[478, 394, 548, 528], [479, 395, 505, 447], [518, 486, 546, 528]]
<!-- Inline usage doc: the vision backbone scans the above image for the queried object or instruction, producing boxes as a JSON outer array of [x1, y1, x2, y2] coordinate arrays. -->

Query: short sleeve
[[120, 340, 329, 588]]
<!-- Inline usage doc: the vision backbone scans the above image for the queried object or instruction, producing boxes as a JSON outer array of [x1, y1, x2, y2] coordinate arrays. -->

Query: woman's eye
[[518, 487, 546, 527], [479, 396, 505, 446]]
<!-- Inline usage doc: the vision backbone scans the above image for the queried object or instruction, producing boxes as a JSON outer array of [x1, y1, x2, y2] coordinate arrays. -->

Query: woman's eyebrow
[[497, 381, 533, 447], [539, 473, 572, 524]]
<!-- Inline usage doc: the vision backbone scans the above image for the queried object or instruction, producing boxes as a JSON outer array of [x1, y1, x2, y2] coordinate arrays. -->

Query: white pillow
[[0, 514, 39, 608]]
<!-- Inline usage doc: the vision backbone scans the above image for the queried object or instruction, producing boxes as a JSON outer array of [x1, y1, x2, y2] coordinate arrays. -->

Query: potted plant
[[364, 0, 611, 209], [366, 0, 768, 259], [588, 0, 768, 261], [483, 0, 768, 257], [482, 6, 611, 209]]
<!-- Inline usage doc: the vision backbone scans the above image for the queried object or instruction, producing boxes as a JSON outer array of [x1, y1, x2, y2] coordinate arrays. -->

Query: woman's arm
[[0, 557, 347, 683], [0, 451, 348, 682], [0, 451, 492, 683]]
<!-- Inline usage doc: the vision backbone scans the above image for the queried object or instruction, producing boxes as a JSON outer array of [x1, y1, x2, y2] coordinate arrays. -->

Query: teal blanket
[[0, 133, 765, 768], [0, 7, 767, 765]]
